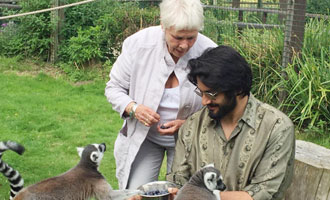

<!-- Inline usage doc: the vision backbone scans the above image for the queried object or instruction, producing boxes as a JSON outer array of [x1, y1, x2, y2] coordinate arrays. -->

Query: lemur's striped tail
[[0, 141, 25, 200]]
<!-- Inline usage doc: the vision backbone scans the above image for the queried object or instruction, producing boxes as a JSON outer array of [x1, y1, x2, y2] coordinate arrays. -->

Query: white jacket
[[105, 26, 216, 189]]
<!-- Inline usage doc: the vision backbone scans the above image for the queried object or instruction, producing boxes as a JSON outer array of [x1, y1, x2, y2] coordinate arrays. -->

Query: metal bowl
[[138, 181, 177, 200]]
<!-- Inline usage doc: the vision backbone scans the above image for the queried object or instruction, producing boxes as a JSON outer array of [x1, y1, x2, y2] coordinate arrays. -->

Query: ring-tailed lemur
[[1, 141, 141, 200], [0, 141, 25, 199], [174, 163, 226, 200]]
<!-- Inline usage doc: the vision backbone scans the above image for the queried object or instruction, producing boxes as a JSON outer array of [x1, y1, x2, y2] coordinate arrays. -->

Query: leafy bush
[[58, 1, 159, 66], [65, 26, 103, 67], [0, 0, 52, 60], [306, 0, 330, 14]]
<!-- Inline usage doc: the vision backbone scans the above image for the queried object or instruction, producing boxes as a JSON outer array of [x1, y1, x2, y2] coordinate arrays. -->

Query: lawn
[[0, 59, 123, 198]]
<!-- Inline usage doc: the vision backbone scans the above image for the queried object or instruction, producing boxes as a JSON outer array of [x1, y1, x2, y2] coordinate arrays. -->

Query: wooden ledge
[[284, 140, 330, 200]]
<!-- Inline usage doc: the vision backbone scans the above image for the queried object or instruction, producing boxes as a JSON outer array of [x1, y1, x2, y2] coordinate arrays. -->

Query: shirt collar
[[240, 93, 258, 130]]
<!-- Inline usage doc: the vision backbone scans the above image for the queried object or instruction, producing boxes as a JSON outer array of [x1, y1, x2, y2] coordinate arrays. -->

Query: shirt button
[[239, 162, 245, 168], [230, 142, 235, 149], [245, 145, 251, 151], [272, 161, 278, 167], [275, 144, 281, 151], [237, 177, 243, 184], [185, 131, 191, 137]]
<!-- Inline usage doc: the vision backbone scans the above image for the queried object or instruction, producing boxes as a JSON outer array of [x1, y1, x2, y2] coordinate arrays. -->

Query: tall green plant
[[221, 27, 284, 105], [303, 18, 330, 58], [278, 48, 329, 132]]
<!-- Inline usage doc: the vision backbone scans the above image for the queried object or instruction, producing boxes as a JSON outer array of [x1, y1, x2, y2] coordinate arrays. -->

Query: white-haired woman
[[105, 0, 216, 190]]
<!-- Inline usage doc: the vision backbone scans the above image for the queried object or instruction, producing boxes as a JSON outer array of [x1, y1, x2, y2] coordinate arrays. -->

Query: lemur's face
[[77, 143, 106, 166], [202, 164, 226, 192], [90, 143, 106, 165]]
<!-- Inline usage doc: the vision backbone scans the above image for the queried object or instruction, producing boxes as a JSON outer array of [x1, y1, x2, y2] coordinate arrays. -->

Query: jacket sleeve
[[105, 37, 137, 118], [243, 117, 295, 200]]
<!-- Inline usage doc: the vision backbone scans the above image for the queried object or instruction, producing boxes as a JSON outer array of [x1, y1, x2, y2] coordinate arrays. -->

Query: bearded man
[[167, 45, 295, 200]]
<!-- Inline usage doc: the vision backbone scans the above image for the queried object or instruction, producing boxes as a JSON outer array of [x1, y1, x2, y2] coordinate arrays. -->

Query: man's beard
[[208, 94, 237, 120]]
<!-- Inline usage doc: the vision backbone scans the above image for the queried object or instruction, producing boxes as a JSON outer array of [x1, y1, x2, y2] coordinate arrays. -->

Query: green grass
[[0, 57, 168, 199], [0, 60, 121, 198]]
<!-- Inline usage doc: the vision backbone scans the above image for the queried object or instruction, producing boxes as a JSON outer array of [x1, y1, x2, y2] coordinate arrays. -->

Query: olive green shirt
[[167, 94, 295, 200]]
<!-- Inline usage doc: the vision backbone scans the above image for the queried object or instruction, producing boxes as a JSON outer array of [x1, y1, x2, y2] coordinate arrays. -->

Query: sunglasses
[[194, 87, 219, 100]]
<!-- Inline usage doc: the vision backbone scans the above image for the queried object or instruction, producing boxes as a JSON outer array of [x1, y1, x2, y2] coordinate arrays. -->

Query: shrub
[[306, 0, 330, 15], [65, 26, 103, 68], [58, 1, 159, 65], [0, 0, 52, 60]]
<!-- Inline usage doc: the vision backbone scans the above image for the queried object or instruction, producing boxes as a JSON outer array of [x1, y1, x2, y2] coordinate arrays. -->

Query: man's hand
[[168, 187, 179, 200], [220, 191, 253, 200]]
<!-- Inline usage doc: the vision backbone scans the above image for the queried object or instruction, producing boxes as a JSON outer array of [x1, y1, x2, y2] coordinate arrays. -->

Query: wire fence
[[202, 0, 308, 70]]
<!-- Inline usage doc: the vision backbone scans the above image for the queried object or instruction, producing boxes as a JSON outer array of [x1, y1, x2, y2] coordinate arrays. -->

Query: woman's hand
[[127, 195, 142, 200], [157, 119, 185, 136], [134, 104, 160, 127]]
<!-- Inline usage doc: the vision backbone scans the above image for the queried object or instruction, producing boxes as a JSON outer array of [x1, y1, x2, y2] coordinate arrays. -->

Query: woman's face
[[164, 26, 198, 62]]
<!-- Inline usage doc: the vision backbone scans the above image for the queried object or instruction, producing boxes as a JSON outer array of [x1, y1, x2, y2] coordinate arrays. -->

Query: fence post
[[232, 0, 243, 33], [290, 0, 306, 57], [232, 0, 240, 8], [280, 0, 306, 103], [50, 0, 59, 63], [50, 0, 65, 63], [279, 0, 288, 23]]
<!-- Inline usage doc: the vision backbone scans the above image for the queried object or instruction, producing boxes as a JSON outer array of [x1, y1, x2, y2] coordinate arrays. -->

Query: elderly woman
[[105, 0, 217, 190]]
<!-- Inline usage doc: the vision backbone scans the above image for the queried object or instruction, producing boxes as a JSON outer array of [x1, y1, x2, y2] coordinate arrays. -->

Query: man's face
[[164, 26, 198, 62], [196, 78, 237, 120]]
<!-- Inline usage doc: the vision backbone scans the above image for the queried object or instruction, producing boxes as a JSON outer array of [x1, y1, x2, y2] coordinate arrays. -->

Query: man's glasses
[[194, 87, 219, 100]]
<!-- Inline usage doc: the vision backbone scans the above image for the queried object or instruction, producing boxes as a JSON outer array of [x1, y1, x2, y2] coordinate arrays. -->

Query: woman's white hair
[[160, 0, 204, 31]]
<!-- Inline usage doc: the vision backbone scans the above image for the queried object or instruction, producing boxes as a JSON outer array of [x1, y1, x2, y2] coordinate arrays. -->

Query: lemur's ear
[[203, 163, 215, 168], [76, 147, 84, 157]]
